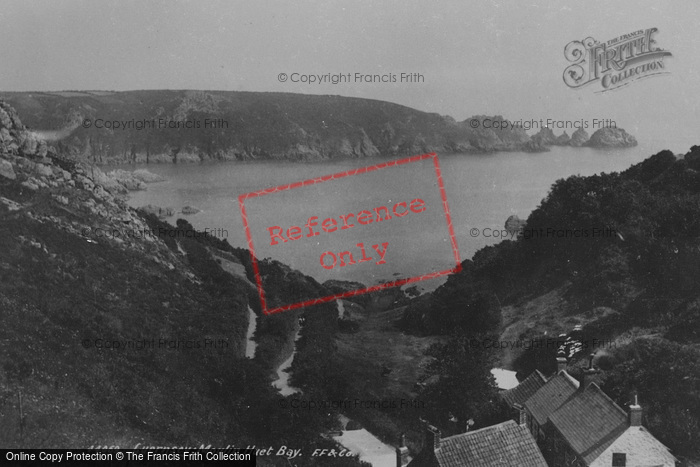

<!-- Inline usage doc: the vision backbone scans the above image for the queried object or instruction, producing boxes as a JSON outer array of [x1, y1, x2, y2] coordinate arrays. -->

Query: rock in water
[[531, 127, 557, 146], [586, 127, 637, 148], [181, 206, 200, 215], [553, 131, 571, 146], [522, 139, 550, 153], [569, 128, 590, 147]]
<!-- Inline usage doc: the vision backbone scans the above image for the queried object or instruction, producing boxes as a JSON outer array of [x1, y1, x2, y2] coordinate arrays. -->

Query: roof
[[501, 370, 547, 407], [589, 426, 677, 467], [548, 383, 628, 464], [409, 420, 547, 467], [436, 421, 547, 467], [491, 368, 520, 390], [524, 371, 580, 426]]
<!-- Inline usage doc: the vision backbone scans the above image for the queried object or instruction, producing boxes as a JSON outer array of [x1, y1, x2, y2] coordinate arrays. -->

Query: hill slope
[[0, 101, 367, 465]]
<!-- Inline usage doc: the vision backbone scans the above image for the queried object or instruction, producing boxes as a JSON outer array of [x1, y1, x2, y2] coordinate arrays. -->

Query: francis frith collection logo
[[563, 28, 672, 92]]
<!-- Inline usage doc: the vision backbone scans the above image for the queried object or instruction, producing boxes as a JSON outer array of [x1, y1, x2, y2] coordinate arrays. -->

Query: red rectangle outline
[[238, 152, 462, 315]]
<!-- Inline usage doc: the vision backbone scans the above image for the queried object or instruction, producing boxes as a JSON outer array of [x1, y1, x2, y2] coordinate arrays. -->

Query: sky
[[1, 0, 699, 152]]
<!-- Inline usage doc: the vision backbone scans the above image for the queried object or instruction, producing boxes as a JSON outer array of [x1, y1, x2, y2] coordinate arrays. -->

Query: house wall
[[589, 428, 677, 467], [525, 409, 540, 441]]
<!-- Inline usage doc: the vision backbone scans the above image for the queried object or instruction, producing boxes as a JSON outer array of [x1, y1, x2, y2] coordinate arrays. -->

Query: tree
[[419, 334, 507, 433], [602, 338, 700, 459]]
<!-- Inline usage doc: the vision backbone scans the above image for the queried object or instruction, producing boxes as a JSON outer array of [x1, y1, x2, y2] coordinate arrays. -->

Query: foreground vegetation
[[401, 147, 700, 460]]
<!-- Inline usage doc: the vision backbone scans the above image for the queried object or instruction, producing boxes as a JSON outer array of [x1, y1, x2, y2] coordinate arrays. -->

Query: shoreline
[[97, 144, 643, 174], [87, 144, 643, 169]]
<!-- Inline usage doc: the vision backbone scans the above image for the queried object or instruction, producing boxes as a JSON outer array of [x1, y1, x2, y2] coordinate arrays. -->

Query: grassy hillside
[[0, 100, 253, 447], [0, 100, 368, 465]]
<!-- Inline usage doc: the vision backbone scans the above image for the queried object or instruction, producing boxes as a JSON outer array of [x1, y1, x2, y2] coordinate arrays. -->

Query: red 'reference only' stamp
[[238, 153, 461, 314]]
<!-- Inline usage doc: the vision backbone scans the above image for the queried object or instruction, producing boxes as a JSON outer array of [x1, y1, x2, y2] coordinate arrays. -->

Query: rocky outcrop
[[132, 169, 166, 183], [586, 128, 637, 148], [181, 206, 200, 215], [140, 204, 175, 218], [463, 115, 531, 152], [106, 169, 147, 191], [554, 131, 571, 146], [569, 128, 590, 147], [0, 100, 157, 246], [505, 215, 526, 236], [323, 279, 367, 293], [531, 127, 557, 146], [0, 159, 16, 179], [522, 139, 551, 153], [0, 195, 21, 210]]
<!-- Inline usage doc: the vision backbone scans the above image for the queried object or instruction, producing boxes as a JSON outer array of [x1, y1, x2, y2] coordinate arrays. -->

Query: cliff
[[0, 91, 633, 164]]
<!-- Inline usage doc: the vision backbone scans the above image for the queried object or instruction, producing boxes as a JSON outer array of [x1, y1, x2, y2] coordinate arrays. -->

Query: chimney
[[629, 395, 643, 427], [556, 354, 567, 373], [426, 424, 441, 451], [514, 403, 527, 426], [579, 353, 601, 389], [396, 433, 410, 467]]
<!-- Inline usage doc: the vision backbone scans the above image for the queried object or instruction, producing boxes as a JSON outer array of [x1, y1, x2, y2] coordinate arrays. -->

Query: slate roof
[[431, 420, 547, 467], [524, 371, 580, 425], [548, 383, 629, 464], [501, 370, 547, 407], [589, 426, 677, 467]]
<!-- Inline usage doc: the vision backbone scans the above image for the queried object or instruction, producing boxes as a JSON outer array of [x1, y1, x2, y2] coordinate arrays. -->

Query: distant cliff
[[0, 91, 637, 164]]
